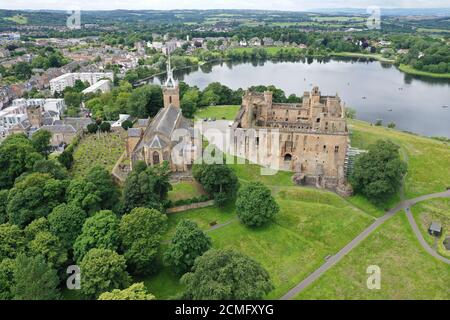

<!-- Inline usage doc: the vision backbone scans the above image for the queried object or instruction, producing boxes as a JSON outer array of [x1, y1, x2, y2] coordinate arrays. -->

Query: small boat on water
[[362, 96, 367, 99], [443, 105, 449, 109], [388, 108, 393, 112]]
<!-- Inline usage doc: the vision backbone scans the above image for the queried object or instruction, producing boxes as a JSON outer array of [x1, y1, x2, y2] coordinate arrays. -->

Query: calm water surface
[[154, 58, 450, 138]]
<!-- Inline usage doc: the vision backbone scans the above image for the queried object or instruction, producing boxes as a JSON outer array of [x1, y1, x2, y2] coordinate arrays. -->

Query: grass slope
[[195, 105, 240, 120], [296, 213, 450, 300], [399, 64, 450, 79]]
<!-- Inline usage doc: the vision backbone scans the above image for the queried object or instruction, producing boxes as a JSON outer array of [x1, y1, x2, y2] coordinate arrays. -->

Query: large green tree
[[0, 190, 9, 224], [7, 173, 66, 227], [79, 248, 131, 299], [31, 130, 52, 156], [235, 182, 279, 227], [32, 159, 68, 180], [350, 140, 407, 203], [122, 162, 171, 213], [0, 134, 43, 189], [98, 282, 155, 300], [0, 258, 14, 300], [181, 249, 273, 300], [12, 254, 60, 300], [126, 84, 163, 118], [48, 203, 87, 249], [193, 164, 239, 207], [119, 207, 167, 275], [28, 231, 67, 269], [0, 223, 26, 261], [73, 210, 120, 263], [164, 220, 211, 275]]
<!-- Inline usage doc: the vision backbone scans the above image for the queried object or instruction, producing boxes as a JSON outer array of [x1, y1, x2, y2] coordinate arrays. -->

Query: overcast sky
[[1, 0, 449, 11]]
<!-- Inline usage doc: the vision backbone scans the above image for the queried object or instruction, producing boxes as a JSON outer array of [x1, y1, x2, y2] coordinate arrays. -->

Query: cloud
[[1, 0, 449, 10]]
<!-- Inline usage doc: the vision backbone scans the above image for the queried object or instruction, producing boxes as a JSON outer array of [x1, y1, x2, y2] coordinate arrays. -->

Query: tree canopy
[[98, 282, 155, 300], [48, 203, 87, 249], [164, 220, 212, 275], [192, 164, 239, 207], [350, 140, 407, 203], [181, 249, 273, 300], [73, 210, 120, 263], [79, 248, 131, 299], [119, 207, 167, 275], [0, 134, 43, 189], [235, 182, 279, 227]]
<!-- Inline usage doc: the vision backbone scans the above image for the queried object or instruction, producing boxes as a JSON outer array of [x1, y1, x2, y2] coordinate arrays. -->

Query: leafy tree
[[31, 130, 52, 156], [12, 62, 32, 80], [122, 162, 171, 213], [99, 121, 111, 132], [0, 258, 14, 300], [84, 166, 119, 211], [87, 123, 99, 134], [180, 88, 199, 118], [48, 203, 87, 249], [7, 173, 66, 227], [127, 84, 163, 118], [0, 134, 43, 189], [0, 190, 9, 224], [192, 164, 239, 206], [73, 210, 120, 263], [64, 91, 82, 108], [24, 217, 50, 241], [164, 220, 211, 275], [350, 140, 407, 204], [121, 120, 133, 130], [181, 249, 273, 300], [28, 231, 67, 269], [80, 248, 131, 299], [0, 224, 26, 261], [66, 178, 102, 214], [98, 282, 155, 300], [12, 254, 60, 300], [57, 148, 74, 169], [235, 182, 279, 227], [32, 159, 68, 180], [119, 207, 167, 275]]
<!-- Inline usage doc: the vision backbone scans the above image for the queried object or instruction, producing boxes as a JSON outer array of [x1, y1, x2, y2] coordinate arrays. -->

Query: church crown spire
[[164, 54, 177, 89]]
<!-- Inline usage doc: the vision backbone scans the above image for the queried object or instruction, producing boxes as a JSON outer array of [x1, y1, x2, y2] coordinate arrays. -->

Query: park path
[[280, 189, 450, 300]]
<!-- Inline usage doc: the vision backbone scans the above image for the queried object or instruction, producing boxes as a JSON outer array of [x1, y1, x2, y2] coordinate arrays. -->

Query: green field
[[167, 180, 206, 202], [411, 198, 450, 258], [4, 15, 28, 24], [71, 132, 125, 178], [398, 64, 450, 79], [195, 105, 240, 120], [296, 213, 450, 300], [146, 185, 374, 299]]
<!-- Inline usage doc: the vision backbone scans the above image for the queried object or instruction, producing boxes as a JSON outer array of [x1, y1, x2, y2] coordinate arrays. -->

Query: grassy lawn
[[71, 132, 125, 178], [349, 120, 450, 199], [4, 15, 28, 24], [194, 105, 240, 120], [167, 180, 206, 202], [147, 185, 373, 299], [411, 198, 450, 258], [398, 64, 450, 79], [296, 213, 450, 299]]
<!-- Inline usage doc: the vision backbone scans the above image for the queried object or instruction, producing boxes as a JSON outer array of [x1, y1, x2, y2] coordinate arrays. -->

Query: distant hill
[[309, 7, 450, 17]]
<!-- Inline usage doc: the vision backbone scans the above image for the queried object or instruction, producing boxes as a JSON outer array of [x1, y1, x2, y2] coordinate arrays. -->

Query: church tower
[[163, 55, 180, 108], [26, 105, 43, 128]]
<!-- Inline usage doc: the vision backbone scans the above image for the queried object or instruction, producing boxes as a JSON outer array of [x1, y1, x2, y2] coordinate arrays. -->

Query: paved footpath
[[280, 190, 450, 300]]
